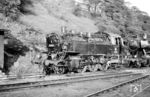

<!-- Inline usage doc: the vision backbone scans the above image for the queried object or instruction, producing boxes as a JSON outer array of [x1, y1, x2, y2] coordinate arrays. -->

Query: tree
[[0, 0, 21, 20], [0, 0, 33, 20]]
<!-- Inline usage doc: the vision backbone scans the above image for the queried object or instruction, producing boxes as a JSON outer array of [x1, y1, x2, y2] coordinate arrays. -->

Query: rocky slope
[[1, 0, 150, 75]]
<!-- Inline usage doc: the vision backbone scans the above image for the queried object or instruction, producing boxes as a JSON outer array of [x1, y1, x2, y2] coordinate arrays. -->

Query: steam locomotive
[[43, 32, 124, 74], [125, 34, 150, 68]]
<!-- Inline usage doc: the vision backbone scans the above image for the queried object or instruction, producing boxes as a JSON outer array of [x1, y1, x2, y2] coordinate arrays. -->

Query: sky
[[125, 0, 150, 15]]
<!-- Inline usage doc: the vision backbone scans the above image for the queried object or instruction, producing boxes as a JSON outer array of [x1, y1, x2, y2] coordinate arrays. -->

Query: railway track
[[0, 71, 119, 81], [131, 85, 150, 97], [129, 78, 150, 97], [85, 74, 149, 97], [0, 72, 142, 92]]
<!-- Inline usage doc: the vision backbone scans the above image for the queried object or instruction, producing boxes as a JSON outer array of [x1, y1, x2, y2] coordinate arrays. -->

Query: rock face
[[4, 30, 29, 74]]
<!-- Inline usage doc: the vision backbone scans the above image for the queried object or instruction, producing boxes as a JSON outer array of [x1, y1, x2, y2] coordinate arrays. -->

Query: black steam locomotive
[[43, 32, 122, 74]]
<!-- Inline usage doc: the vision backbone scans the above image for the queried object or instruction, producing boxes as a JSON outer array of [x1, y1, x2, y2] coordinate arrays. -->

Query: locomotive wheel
[[133, 61, 141, 68], [94, 64, 103, 71], [90, 65, 96, 72], [44, 65, 55, 75], [81, 66, 88, 73], [54, 62, 66, 74], [54, 66, 65, 74], [77, 68, 83, 73]]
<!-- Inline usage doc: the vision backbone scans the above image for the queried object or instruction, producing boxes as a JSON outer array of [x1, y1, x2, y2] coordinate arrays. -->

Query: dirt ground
[[99, 78, 150, 97], [0, 79, 112, 97], [134, 85, 150, 97], [0, 74, 140, 97], [0, 70, 118, 85], [0, 68, 150, 97]]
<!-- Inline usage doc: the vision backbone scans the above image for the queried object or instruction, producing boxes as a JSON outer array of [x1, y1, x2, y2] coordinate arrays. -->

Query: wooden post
[[0, 30, 4, 69]]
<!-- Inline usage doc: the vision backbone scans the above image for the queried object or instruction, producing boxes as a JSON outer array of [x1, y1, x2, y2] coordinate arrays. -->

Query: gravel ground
[[0, 79, 112, 97], [134, 85, 150, 97], [123, 68, 150, 75], [0, 70, 121, 85], [0, 74, 139, 97], [0, 68, 150, 97], [99, 76, 150, 97]]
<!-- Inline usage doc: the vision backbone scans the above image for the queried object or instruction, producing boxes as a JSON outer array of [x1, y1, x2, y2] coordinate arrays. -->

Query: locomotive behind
[[124, 34, 150, 68]]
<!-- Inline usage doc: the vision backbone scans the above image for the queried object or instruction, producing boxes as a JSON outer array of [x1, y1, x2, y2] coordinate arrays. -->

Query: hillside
[[1, 0, 150, 41], [1, 0, 150, 75]]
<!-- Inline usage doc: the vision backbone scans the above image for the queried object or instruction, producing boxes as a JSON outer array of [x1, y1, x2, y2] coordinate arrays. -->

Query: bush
[[9, 52, 43, 77]]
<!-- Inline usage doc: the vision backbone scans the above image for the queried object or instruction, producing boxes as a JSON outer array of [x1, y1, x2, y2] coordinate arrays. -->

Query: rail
[[85, 75, 149, 97], [0, 72, 141, 92]]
